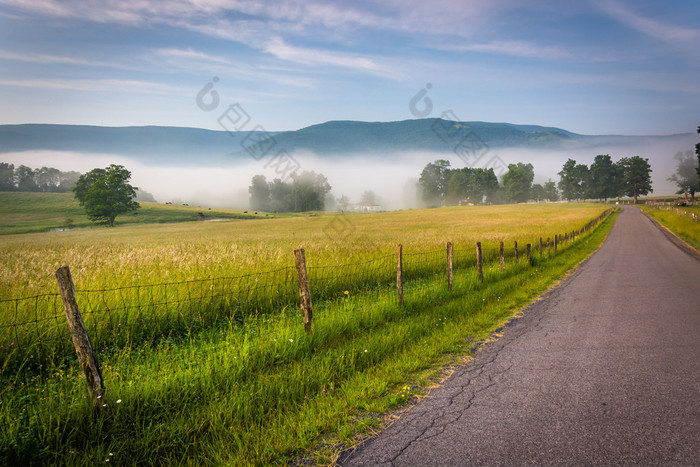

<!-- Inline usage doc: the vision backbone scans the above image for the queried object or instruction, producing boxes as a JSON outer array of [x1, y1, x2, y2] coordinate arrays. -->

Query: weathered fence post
[[539, 237, 543, 257], [499, 241, 505, 271], [514, 241, 519, 266], [554, 235, 558, 253], [446, 242, 454, 291], [55, 266, 108, 416], [547, 237, 551, 255], [526, 243, 531, 261], [397, 244, 404, 306], [476, 242, 483, 282], [293, 249, 313, 333]]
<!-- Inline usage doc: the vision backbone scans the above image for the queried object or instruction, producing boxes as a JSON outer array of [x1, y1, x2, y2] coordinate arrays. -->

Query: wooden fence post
[[293, 249, 313, 333], [554, 235, 558, 253], [526, 244, 531, 261], [397, 244, 404, 306], [539, 237, 543, 257], [514, 241, 519, 266], [476, 242, 483, 282], [499, 241, 505, 271], [55, 266, 108, 416], [446, 242, 454, 291], [547, 237, 551, 255]]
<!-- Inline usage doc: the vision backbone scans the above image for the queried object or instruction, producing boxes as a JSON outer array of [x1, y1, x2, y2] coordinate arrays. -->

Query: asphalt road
[[340, 206, 700, 466]]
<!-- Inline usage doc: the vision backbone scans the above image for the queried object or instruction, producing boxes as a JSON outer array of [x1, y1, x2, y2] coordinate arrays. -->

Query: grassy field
[[640, 205, 700, 251], [0, 200, 615, 465], [0, 192, 278, 235]]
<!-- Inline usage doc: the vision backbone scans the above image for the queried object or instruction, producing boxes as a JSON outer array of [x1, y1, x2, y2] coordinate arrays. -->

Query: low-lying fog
[[2, 133, 695, 210]]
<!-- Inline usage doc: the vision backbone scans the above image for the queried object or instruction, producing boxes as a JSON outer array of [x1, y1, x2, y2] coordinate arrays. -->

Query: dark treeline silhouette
[[0, 163, 81, 192]]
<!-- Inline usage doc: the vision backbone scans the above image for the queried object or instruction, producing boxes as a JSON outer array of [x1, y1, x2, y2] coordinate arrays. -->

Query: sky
[[0, 0, 699, 136]]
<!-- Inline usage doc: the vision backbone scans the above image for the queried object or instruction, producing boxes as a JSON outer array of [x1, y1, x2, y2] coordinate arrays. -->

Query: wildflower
[[116, 400, 121, 404], [364, 349, 368, 353], [289, 339, 293, 343], [344, 291, 349, 296]]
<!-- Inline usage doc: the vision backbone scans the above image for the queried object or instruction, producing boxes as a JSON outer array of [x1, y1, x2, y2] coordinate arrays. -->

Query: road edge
[[332, 211, 620, 466], [640, 208, 700, 261]]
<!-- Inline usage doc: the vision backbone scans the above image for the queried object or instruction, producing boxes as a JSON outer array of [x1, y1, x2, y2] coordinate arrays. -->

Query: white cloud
[[597, 0, 699, 43], [0, 78, 187, 94], [442, 40, 573, 60], [0, 50, 115, 67], [263, 37, 400, 78]]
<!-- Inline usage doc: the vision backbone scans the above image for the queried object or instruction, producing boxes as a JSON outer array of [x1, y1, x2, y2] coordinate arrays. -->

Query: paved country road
[[340, 207, 700, 466]]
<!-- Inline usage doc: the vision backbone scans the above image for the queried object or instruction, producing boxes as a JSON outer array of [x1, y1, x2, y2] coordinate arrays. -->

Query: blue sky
[[0, 0, 698, 135]]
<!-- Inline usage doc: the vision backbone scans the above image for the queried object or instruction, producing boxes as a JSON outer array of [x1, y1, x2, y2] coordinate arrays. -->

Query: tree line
[[418, 154, 655, 206], [0, 163, 81, 192], [249, 171, 332, 212], [418, 160, 558, 206]]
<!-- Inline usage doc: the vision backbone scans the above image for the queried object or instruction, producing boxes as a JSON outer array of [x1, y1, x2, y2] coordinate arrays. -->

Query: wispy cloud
[[0, 50, 115, 67], [154, 48, 231, 65], [598, 0, 699, 43], [442, 40, 573, 60], [0, 78, 187, 94], [263, 37, 400, 78]]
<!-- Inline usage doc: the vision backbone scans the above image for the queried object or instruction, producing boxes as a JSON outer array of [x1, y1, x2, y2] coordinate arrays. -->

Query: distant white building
[[351, 203, 382, 213]]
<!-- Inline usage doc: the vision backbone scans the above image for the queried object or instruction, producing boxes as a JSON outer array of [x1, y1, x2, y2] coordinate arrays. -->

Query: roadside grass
[[0, 209, 617, 465], [0, 192, 275, 235], [641, 205, 700, 251]]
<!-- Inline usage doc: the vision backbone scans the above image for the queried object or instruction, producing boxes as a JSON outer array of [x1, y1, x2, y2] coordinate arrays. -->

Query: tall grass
[[0, 206, 617, 465], [641, 205, 700, 251]]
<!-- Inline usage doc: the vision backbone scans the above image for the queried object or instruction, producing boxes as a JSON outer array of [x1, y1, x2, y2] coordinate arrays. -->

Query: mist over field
[[1, 129, 694, 209]]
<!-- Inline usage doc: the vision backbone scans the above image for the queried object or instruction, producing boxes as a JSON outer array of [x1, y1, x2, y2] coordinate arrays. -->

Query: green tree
[[502, 162, 534, 203], [618, 156, 652, 204], [290, 171, 331, 211], [74, 164, 139, 227], [558, 159, 582, 201], [249, 174, 272, 211], [531, 183, 545, 202], [269, 178, 292, 212], [16, 165, 37, 192], [668, 150, 698, 200], [696, 126, 700, 188], [577, 163, 592, 199], [543, 179, 559, 201], [589, 154, 619, 201], [0, 163, 15, 191], [446, 170, 469, 205], [466, 168, 499, 204], [418, 160, 451, 206]]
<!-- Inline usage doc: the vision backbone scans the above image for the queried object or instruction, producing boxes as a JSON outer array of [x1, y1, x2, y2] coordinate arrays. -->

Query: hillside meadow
[[0, 192, 276, 235], [0, 199, 616, 464]]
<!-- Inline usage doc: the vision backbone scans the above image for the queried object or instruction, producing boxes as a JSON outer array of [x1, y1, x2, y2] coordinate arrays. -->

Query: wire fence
[[0, 208, 614, 376], [645, 205, 699, 221]]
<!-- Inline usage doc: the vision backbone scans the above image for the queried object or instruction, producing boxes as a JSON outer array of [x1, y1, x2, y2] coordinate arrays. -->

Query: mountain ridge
[[0, 120, 694, 166]]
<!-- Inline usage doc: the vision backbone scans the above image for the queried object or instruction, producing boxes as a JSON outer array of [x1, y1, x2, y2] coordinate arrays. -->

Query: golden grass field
[[0, 203, 609, 300]]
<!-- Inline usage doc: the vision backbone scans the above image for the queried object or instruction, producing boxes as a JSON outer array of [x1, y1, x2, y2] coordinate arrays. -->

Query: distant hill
[[0, 120, 693, 166]]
